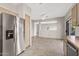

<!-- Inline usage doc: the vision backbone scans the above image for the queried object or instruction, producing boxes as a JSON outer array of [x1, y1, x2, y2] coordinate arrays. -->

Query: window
[[40, 21, 57, 24], [47, 26, 57, 31]]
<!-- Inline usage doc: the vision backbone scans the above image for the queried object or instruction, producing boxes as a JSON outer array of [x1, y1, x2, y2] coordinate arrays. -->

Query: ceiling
[[0, 3, 75, 20], [27, 3, 75, 20]]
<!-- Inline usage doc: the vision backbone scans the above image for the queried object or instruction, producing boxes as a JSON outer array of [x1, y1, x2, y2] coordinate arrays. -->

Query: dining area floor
[[19, 37, 64, 56]]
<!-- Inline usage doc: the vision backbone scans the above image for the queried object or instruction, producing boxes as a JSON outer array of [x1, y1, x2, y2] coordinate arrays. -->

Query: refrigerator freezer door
[[16, 17, 25, 55], [2, 13, 16, 56]]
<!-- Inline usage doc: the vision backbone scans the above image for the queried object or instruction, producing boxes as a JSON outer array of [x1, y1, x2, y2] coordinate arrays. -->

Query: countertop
[[67, 36, 79, 49]]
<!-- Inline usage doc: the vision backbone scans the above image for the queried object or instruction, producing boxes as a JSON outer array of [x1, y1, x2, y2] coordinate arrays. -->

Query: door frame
[[25, 14, 31, 48]]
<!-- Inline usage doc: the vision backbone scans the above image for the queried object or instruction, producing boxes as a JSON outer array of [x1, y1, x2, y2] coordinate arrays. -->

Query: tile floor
[[19, 37, 64, 56]]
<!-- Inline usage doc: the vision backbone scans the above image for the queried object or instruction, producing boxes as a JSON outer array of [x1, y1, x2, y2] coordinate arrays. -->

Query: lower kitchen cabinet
[[66, 41, 78, 56], [64, 36, 79, 56]]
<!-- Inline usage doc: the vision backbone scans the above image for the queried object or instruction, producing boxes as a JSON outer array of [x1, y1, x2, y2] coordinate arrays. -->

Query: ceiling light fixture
[[40, 21, 58, 24]]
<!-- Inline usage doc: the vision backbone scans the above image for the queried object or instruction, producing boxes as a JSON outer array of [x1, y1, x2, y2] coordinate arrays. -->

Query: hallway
[[20, 37, 64, 56]]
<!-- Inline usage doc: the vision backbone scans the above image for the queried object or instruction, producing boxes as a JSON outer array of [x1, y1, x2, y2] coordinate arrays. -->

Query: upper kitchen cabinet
[[76, 4, 79, 26], [71, 4, 77, 26], [71, 4, 79, 26]]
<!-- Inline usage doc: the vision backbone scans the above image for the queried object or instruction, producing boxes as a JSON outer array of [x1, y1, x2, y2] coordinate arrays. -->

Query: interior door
[[25, 15, 30, 48]]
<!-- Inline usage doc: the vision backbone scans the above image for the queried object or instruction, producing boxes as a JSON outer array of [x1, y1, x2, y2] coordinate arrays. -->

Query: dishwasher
[[67, 42, 78, 56]]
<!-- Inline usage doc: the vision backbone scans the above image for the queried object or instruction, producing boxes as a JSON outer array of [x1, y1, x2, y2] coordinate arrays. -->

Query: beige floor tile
[[19, 37, 64, 56]]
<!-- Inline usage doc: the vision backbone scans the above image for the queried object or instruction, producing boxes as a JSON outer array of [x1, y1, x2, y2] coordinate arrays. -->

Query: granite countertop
[[67, 36, 79, 49]]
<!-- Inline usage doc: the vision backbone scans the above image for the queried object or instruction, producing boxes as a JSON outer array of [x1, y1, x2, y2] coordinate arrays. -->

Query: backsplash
[[75, 26, 79, 36]]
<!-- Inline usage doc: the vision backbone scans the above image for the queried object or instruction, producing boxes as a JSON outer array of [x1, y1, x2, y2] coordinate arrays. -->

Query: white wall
[[33, 22, 39, 36], [39, 17, 65, 39], [17, 4, 31, 18], [75, 26, 79, 36], [0, 3, 18, 13], [34, 23, 37, 36]]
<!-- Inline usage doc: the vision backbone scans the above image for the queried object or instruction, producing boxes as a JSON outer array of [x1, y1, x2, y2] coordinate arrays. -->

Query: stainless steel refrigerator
[[0, 13, 25, 56], [0, 13, 16, 56]]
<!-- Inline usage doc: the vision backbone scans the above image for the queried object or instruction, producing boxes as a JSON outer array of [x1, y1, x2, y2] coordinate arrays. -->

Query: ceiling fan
[[40, 12, 48, 20]]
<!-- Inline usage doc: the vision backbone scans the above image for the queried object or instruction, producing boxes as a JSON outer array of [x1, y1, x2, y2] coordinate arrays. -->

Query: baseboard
[[16, 50, 25, 56], [25, 45, 30, 49], [36, 36, 64, 40], [17, 45, 30, 56]]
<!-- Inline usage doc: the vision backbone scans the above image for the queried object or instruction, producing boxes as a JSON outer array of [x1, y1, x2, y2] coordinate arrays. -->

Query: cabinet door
[[77, 4, 79, 26], [71, 4, 77, 26]]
